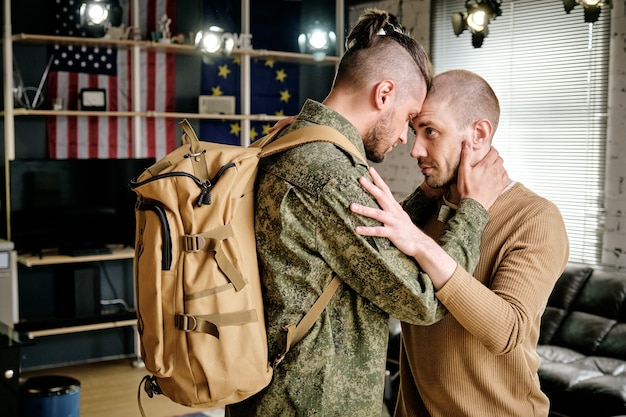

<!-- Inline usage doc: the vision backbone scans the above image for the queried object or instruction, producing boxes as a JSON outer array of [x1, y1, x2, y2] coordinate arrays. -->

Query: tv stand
[[17, 246, 133, 267], [14, 246, 139, 346], [61, 247, 113, 257]]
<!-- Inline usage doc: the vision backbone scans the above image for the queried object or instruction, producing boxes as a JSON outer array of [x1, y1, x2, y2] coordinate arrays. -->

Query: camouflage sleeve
[[438, 198, 489, 274], [402, 190, 489, 275], [316, 172, 447, 326], [400, 186, 439, 228]]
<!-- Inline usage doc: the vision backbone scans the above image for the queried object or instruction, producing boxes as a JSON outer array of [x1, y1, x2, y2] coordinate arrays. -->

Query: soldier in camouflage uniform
[[227, 9, 509, 417]]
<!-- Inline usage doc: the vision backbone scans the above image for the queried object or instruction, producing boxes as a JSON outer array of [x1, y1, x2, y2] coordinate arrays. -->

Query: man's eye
[[409, 125, 417, 135], [426, 127, 436, 137]]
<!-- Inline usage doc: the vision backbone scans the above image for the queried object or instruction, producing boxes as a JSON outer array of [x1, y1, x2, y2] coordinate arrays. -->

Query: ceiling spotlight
[[79, 0, 122, 38], [194, 26, 235, 63], [298, 20, 336, 62], [562, 0, 611, 23], [451, 0, 502, 48]]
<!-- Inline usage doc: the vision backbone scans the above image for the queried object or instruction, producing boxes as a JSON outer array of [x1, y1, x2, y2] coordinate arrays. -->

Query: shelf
[[17, 246, 134, 267], [14, 312, 136, 338], [9, 33, 340, 65], [4, 108, 287, 121], [11, 33, 146, 48]]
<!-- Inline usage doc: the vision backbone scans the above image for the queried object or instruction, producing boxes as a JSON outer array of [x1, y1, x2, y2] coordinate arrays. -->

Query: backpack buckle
[[183, 234, 206, 252], [175, 313, 197, 331]]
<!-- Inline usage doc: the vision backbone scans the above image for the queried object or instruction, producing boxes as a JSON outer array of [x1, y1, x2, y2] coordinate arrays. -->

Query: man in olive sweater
[[351, 69, 569, 417]]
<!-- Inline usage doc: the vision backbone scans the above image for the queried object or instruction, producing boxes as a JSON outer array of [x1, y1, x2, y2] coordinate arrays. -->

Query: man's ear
[[374, 80, 395, 110], [471, 119, 493, 149]]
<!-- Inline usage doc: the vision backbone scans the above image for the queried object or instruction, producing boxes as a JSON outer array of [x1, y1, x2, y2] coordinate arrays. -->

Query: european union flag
[[199, 56, 300, 145], [199, 0, 301, 145]]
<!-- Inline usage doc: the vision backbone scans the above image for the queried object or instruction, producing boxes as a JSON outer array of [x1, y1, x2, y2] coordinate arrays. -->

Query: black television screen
[[9, 158, 155, 255]]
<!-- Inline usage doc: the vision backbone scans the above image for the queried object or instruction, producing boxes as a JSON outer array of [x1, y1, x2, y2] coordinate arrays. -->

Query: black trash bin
[[20, 375, 80, 417]]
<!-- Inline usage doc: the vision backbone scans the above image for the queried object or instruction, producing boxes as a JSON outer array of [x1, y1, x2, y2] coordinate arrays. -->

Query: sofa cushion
[[571, 269, 626, 319], [551, 311, 616, 355], [547, 266, 594, 310], [538, 345, 626, 416], [598, 323, 626, 361], [538, 265, 626, 417], [539, 265, 593, 344]]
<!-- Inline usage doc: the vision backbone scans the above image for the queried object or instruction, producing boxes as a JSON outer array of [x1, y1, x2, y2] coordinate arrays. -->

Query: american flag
[[46, 0, 177, 159]]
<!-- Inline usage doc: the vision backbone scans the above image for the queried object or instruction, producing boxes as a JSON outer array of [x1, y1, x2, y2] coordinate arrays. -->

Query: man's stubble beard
[[423, 160, 459, 190], [363, 108, 395, 163]]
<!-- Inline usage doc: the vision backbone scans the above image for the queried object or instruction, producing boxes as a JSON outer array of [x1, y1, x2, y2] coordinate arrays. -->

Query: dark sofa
[[537, 263, 626, 417]]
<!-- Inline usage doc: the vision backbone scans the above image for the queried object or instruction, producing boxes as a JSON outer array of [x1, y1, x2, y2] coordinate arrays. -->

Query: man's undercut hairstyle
[[431, 69, 501, 138], [333, 8, 433, 103]]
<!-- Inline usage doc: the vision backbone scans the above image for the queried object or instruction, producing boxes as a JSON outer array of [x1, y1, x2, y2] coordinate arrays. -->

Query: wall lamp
[[562, 0, 611, 23], [451, 0, 502, 48], [79, 0, 122, 37], [298, 20, 336, 62], [194, 26, 236, 62]]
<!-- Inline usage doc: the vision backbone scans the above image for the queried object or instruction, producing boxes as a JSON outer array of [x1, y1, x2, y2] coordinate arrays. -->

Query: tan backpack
[[130, 119, 366, 413]]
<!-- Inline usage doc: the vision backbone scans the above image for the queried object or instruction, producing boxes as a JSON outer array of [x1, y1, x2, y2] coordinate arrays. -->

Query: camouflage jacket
[[227, 99, 488, 417]]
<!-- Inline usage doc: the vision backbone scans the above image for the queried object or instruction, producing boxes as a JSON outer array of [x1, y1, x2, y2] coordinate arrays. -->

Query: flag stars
[[275, 109, 285, 117], [275, 69, 287, 82], [212, 86, 224, 96], [230, 123, 241, 136], [262, 124, 272, 135], [218, 64, 231, 79], [250, 127, 259, 141], [280, 89, 291, 103], [264, 59, 275, 68]]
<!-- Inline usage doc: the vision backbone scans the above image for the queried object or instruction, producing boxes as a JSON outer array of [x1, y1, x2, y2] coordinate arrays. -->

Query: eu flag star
[[276, 69, 287, 82], [280, 89, 291, 103], [218, 65, 231, 79], [250, 127, 259, 141], [212, 85, 224, 96], [230, 123, 241, 136]]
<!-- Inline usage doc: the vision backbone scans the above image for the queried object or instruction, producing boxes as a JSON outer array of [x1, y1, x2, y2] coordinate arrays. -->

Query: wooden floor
[[20, 358, 225, 417]]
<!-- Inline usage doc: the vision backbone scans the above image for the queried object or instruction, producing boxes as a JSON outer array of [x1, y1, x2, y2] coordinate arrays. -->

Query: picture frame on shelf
[[79, 88, 107, 111]]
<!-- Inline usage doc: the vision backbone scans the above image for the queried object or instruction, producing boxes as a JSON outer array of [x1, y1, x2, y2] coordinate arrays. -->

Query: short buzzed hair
[[430, 69, 500, 139], [333, 8, 433, 104]]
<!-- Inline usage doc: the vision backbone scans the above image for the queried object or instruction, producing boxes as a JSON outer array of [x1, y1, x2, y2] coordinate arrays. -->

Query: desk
[[0, 322, 32, 417]]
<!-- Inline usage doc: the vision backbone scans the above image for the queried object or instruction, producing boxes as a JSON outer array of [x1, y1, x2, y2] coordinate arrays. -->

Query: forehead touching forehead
[[427, 69, 500, 133]]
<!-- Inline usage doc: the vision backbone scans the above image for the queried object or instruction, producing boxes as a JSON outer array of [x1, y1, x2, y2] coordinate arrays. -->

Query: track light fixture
[[562, 0, 611, 23], [79, 0, 123, 38], [194, 26, 236, 63], [298, 20, 336, 62], [451, 0, 502, 48]]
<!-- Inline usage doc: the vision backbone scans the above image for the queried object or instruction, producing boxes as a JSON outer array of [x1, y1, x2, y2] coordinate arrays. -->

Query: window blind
[[431, 0, 610, 264]]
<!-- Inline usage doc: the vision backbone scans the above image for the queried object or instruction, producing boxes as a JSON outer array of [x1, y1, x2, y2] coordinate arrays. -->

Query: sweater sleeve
[[435, 194, 569, 354]]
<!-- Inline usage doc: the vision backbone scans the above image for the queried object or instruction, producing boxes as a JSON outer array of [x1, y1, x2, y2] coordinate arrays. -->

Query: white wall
[[602, 0, 626, 268]]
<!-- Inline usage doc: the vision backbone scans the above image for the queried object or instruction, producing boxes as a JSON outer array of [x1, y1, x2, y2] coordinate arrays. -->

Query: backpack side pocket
[[135, 202, 177, 377]]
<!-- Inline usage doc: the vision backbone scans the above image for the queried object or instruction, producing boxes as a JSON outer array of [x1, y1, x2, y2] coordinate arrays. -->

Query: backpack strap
[[178, 119, 210, 181], [273, 275, 342, 368], [257, 124, 368, 165]]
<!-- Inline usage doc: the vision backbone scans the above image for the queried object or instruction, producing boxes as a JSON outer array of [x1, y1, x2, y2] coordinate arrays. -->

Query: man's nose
[[410, 137, 427, 159]]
